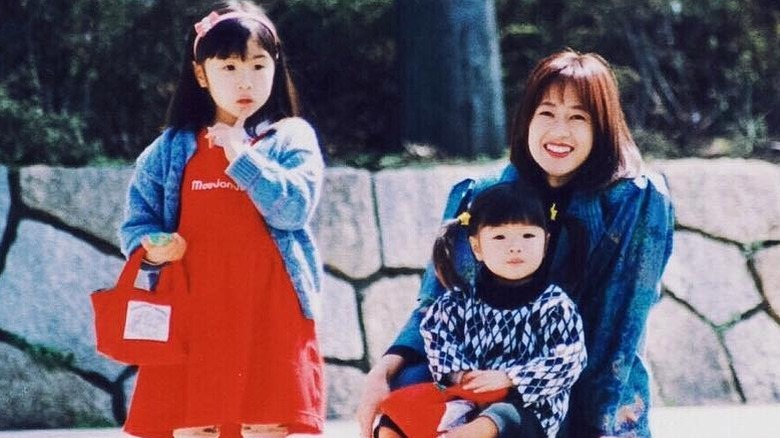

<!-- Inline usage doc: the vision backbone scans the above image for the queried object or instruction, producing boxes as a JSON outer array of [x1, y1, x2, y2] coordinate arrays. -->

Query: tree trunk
[[396, 0, 505, 158]]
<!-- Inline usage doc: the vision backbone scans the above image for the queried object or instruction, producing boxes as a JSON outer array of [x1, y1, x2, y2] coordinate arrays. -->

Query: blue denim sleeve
[[119, 135, 168, 257], [568, 173, 674, 438], [226, 117, 324, 231]]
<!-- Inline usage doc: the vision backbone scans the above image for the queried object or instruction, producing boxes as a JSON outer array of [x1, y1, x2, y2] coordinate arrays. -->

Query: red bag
[[91, 248, 188, 365], [379, 382, 509, 438]]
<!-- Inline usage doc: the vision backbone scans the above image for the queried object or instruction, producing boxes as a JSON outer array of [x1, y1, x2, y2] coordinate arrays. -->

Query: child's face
[[194, 37, 276, 125], [469, 222, 547, 282], [527, 83, 594, 187]]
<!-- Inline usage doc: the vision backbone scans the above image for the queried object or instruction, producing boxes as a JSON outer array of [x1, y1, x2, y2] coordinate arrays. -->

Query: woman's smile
[[528, 84, 594, 187], [544, 142, 575, 158]]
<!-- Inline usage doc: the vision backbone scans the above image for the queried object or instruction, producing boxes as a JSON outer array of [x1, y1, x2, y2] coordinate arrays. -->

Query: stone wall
[[0, 158, 779, 429]]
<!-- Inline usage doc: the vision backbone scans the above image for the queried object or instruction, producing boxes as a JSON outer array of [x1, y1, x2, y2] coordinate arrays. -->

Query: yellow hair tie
[[456, 212, 471, 226]]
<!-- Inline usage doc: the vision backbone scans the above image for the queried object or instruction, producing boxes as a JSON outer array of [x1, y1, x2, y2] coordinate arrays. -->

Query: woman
[[358, 49, 674, 438]]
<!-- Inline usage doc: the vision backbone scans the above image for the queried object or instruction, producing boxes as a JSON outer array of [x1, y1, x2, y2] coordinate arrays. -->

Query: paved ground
[[3, 405, 780, 438]]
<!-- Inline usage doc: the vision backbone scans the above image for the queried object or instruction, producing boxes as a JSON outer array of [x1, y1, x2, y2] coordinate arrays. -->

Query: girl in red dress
[[118, 2, 325, 437]]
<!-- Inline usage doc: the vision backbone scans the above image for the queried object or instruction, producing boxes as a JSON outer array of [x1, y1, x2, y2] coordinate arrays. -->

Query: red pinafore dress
[[124, 131, 325, 438]]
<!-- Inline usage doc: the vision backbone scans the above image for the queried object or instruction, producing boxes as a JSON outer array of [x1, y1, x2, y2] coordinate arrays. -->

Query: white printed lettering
[[191, 178, 242, 192]]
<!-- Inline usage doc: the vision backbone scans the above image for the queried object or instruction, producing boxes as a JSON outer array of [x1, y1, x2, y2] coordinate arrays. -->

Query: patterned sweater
[[421, 282, 587, 437]]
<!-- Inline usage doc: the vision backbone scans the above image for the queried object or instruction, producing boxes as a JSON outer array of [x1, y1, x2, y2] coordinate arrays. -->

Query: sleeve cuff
[[385, 346, 426, 364]]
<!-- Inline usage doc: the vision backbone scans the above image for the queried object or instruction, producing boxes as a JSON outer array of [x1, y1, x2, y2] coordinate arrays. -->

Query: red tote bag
[[380, 382, 509, 438], [91, 248, 188, 365]]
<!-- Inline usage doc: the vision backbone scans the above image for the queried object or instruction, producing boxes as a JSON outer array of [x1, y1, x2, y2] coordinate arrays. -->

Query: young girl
[[118, 2, 324, 437], [376, 183, 587, 438]]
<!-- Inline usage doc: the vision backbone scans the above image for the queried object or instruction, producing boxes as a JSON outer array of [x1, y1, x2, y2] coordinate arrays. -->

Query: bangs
[[468, 183, 548, 234], [476, 203, 546, 230], [194, 18, 277, 62], [538, 72, 605, 123]]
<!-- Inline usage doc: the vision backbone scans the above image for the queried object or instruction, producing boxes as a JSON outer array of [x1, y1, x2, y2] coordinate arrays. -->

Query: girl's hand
[[141, 232, 187, 265], [460, 370, 513, 393], [207, 112, 250, 163]]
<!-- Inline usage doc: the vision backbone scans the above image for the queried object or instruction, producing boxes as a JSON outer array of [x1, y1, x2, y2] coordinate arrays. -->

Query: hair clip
[[456, 212, 471, 226], [194, 11, 221, 37]]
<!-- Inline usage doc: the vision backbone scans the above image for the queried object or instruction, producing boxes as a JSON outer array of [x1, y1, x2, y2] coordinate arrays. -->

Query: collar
[[475, 265, 546, 309]]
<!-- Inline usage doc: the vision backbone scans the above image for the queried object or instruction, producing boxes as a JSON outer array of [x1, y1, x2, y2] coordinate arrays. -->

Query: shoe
[[241, 423, 288, 437], [173, 426, 220, 438]]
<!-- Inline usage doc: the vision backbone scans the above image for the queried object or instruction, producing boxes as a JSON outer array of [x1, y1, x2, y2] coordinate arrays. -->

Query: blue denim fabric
[[390, 164, 674, 437], [119, 118, 324, 319]]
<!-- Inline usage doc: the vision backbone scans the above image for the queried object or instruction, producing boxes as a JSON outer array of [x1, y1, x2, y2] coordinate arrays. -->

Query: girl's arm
[[119, 137, 168, 257], [226, 117, 324, 231], [503, 289, 587, 404], [420, 293, 476, 384]]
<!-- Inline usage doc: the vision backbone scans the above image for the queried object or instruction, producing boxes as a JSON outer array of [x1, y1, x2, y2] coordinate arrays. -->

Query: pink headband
[[193, 11, 278, 57]]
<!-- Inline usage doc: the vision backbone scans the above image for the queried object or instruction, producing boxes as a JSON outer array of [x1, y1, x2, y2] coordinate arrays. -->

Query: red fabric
[[91, 249, 187, 365], [124, 131, 324, 438], [380, 383, 509, 438]]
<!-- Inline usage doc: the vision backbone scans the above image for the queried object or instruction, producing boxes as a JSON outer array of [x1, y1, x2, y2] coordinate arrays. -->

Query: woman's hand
[[207, 112, 250, 163], [141, 232, 187, 265], [357, 354, 406, 438], [460, 370, 512, 393]]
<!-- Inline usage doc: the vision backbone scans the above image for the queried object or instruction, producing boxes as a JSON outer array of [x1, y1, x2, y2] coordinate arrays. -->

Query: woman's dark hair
[[166, 1, 300, 133], [509, 49, 642, 191], [432, 183, 549, 292]]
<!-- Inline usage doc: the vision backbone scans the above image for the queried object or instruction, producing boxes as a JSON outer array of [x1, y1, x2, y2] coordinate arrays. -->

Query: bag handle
[[115, 248, 187, 293], [116, 248, 148, 290]]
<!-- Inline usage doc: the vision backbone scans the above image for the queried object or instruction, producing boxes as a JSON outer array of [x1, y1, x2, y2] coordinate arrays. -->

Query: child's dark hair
[[432, 183, 549, 292], [166, 1, 300, 133]]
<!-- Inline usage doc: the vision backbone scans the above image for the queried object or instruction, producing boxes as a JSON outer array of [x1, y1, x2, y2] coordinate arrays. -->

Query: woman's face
[[194, 37, 276, 125], [527, 84, 594, 187]]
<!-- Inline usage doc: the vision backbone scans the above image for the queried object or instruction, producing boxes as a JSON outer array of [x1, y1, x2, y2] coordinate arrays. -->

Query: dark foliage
[[1, 0, 778, 166]]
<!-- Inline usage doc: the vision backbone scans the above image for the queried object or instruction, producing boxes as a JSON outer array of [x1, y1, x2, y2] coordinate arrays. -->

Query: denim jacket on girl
[[391, 164, 674, 438], [119, 117, 324, 319]]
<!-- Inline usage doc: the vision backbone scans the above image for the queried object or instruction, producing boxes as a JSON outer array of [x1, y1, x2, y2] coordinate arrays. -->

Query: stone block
[[0, 343, 114, 428], [375, 162, 502, 269], [654, 158, 780, 243], [723, 312, 780, 403], [646, 297, 741, 405], [0, 220, 126, 379], [663, 231, 761, 326], [312, 167, 381, 278], [753, 244, 780, 317], [20, 165, 133, 247], [361, 275, 420, 365], [317, 274, 363, 361], [325, 364, 366, 420]]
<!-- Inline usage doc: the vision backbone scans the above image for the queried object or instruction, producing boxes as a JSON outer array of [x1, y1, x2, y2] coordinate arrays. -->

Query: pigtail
[[432, 219, 469, 293]]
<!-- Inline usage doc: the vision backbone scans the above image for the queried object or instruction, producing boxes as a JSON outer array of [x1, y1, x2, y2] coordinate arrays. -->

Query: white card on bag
[[123, 300, 172, 342]]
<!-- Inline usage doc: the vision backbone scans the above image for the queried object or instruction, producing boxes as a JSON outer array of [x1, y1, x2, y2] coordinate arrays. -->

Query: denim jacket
[[391, 164, 674, 437], [119, 117, 324, 319]]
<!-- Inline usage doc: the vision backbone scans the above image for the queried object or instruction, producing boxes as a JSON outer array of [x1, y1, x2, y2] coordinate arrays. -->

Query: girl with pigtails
[[375, 182, 588, 438]]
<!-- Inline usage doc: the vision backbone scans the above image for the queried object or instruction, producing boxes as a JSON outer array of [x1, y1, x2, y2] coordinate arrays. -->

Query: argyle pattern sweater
[[421, 284, 587, 437]]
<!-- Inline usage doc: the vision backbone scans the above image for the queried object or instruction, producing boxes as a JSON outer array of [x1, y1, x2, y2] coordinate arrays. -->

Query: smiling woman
[[358, 50, 674, 438]]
